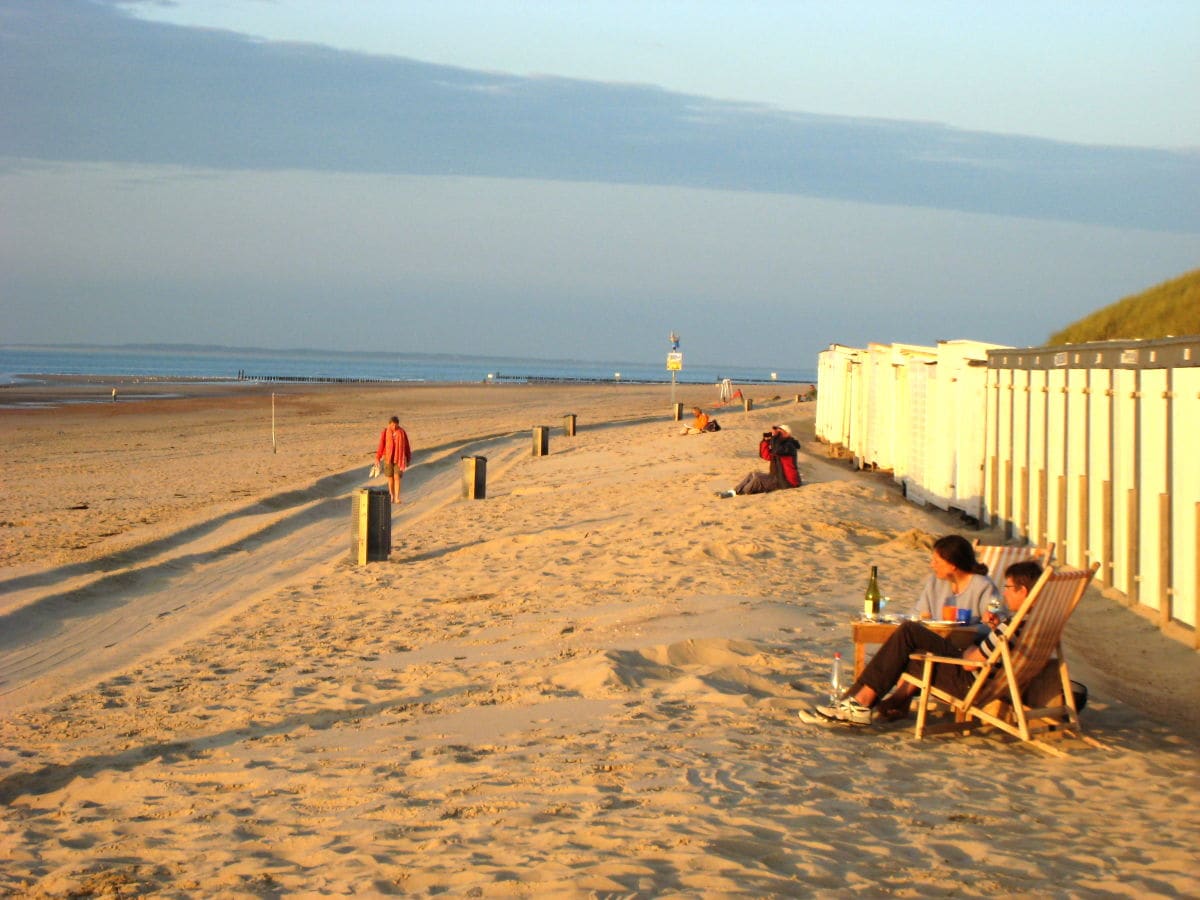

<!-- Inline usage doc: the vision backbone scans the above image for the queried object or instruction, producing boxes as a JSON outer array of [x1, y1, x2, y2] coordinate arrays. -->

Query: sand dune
[[1, 382, 1197, 897]]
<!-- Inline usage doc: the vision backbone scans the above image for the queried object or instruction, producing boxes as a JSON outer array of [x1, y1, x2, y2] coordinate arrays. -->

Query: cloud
[[1, 0, 1197, 234]]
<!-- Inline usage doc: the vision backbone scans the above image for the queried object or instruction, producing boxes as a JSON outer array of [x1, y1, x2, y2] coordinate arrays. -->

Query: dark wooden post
[[533, 426, 550, 457], [461, 456, 487, 499], [351, 487, 391, 564], [563, 413, 577, 437]]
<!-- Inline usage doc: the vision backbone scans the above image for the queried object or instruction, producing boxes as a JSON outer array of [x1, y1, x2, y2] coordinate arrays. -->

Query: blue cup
[[955, 607, 971, 624]]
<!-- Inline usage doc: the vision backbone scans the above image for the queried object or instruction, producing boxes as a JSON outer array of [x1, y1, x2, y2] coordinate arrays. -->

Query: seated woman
[[816, 560, 1042, 725], [911, 534, 1003, 625]]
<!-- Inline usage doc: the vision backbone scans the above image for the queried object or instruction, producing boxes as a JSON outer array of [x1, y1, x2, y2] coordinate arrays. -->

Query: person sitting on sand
[[680, 406, 711, 435], [716, 423, 801, 496], [375, 415, 412, 504], [815, 559, 1042, 726], [911, 534, 1002, 625]]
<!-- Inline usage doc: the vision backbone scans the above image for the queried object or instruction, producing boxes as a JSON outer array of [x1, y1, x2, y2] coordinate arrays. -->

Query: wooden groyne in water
[[241, 374, 414, 385], [242, 373, 809, 386]]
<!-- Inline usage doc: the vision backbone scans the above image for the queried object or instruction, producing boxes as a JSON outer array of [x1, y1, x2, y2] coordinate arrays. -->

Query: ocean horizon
[[0, 344, 816, 387]]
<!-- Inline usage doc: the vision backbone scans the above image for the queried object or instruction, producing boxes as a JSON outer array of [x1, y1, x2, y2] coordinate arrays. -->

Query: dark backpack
[[704, 418, 721, 432]]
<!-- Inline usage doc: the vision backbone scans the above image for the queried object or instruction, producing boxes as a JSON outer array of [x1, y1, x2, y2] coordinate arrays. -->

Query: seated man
[[814, 560, 1043, 726], [679, 406, 710, 435], [716, 423, 801, 496]]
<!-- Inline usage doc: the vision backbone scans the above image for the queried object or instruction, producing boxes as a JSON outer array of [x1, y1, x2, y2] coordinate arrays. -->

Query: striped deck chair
[[899, 562, 1099, 756], [973, 540, 1055, 592]]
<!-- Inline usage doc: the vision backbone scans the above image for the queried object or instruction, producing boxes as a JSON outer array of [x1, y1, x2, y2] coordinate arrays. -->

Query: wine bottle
[[864, 565, 882, 619]]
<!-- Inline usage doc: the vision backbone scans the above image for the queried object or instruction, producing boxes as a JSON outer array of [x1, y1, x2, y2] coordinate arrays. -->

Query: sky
[[2, 1, 1198, 369]]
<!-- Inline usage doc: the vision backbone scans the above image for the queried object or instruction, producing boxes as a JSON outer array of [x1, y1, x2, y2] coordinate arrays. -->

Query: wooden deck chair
[[973, 540, 1055, 591], [900, 562, 1099, 756]]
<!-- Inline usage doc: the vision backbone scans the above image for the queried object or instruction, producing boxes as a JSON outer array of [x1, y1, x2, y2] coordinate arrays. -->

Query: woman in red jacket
[[376, 416, 412, 503]]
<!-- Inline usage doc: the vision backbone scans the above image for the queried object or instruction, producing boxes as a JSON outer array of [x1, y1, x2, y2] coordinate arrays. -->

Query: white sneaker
[[813, 697, 872, 726]]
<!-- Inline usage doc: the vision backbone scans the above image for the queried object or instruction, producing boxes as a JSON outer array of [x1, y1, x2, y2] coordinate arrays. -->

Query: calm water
[[0, 345, 815, 387]]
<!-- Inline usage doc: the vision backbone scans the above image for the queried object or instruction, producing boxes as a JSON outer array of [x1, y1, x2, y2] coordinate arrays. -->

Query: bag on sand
[[704, 418, 721, 432], [1022, 665, 1088, 718]]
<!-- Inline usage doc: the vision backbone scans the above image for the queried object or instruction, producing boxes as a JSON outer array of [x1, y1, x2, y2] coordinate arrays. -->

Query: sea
[[0, 345, 816, 388]]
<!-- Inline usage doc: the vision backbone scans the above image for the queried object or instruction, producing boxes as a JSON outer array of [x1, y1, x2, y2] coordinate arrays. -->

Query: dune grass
[[1050, 269, 1200, 344]]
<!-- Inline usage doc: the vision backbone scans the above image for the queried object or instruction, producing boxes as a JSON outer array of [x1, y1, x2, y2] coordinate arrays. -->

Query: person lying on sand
[[814, 560, 1041, 726], [715, 423, 800, 496]]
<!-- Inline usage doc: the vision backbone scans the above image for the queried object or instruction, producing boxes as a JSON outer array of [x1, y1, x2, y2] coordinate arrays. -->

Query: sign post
[[667, 332, 682, 407]]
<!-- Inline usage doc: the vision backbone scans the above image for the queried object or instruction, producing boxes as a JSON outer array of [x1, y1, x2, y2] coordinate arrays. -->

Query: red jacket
[[760, 435, 801, 489], [376, 425, 412, 470]]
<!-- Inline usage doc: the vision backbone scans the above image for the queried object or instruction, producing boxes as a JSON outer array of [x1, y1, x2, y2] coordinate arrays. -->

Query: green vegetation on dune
[[1049, 269, 1200, 345]]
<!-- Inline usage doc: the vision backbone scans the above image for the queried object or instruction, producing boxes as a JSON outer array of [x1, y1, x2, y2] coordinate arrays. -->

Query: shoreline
[[0, 373, 813, 410]]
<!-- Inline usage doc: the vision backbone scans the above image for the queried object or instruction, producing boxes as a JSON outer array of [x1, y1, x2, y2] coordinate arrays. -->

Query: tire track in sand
[[0, 431, 529, 713]]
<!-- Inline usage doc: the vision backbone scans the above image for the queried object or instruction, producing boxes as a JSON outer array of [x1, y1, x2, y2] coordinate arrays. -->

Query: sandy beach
[[1, 380, 1197, 898]]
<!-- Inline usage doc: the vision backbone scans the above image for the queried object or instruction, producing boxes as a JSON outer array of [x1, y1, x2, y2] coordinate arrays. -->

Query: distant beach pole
[[668, 331, 681, 407], [272, 393, 277, 454]]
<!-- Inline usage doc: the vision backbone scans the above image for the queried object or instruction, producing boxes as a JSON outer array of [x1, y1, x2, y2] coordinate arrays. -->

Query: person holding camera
[[716, 423, 802, 497]]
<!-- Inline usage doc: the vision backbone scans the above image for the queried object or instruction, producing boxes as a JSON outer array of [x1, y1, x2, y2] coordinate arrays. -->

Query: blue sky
[[2, 0, 1198, 368]]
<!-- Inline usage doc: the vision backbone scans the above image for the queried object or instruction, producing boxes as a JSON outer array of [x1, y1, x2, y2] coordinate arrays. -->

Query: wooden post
[[1159, 493, 1171, 628], [461, 456, 487, 499], [743, 397, 754, 412], [1019, 466, 1030, 542], [1003, 459, 1013, 540], [1194, 502, 1199, 649], [532, 426, 549, 457], [563, 413, 577, 437], [1100, 480, 1113, 588], [1037, 469, 1048, 547], [354, 489, 370, 566], [351, 487, 391, 565], [988, 456, 999, 527], [1126, 488, 1139, 606], [1056, 474, 1068, 566], [1077, 474, 1089, 569], [672, 402, 684, 421]]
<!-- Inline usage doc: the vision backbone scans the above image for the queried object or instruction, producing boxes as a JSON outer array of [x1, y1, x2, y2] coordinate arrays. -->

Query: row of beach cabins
[[815, 335, 1200, 649]]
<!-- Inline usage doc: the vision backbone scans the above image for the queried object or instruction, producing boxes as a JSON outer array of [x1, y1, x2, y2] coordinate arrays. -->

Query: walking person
[[375, 416, 412, 504]]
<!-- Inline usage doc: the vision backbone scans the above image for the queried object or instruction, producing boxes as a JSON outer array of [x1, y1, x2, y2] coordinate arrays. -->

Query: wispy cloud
[[2, 0, 1196, 233]]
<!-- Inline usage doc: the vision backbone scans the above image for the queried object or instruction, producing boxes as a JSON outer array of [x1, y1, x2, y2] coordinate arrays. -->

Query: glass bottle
[[830, 651, 843, 704], [864, 565, 882, 619]]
